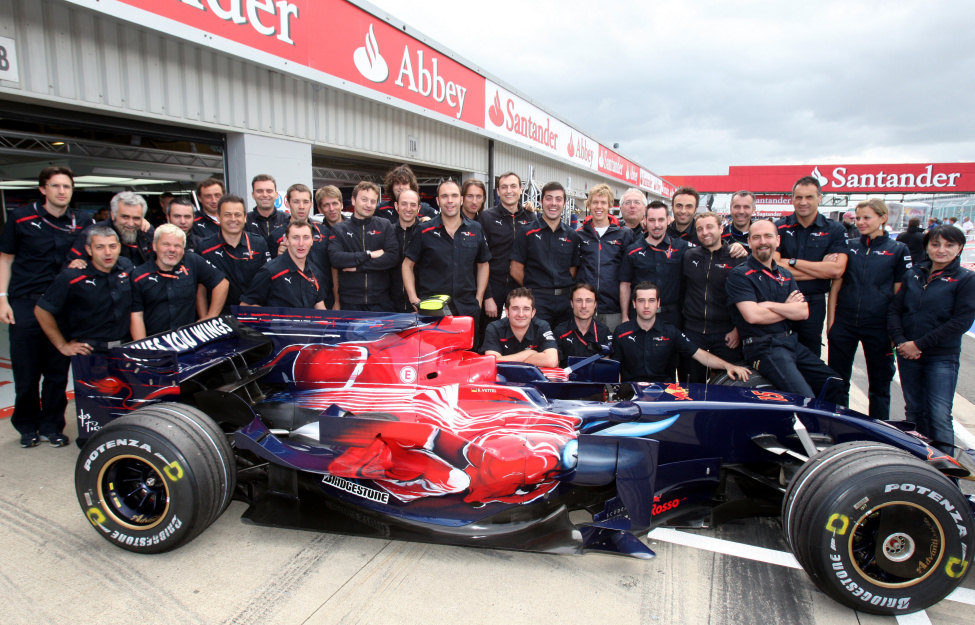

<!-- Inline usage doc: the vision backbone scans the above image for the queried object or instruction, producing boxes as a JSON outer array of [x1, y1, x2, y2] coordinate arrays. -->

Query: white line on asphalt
[[647, 527, 802, 569], [895, 610, 932, 625], [947, 587, 975, 606]]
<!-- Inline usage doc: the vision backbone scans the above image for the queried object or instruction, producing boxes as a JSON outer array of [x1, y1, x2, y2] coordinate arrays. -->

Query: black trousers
[[743, 332, 840, 402], [827, 320, 895, 419], [793, 295, 826, 358], [8, 298, 70, 437], [680, 329, 743, 384], [531, 289, 572, 329]]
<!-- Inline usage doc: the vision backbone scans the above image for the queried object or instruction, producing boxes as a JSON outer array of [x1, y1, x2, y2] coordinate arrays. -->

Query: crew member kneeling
[[242, 221, 328, 309], [611, 281, 749, 383]]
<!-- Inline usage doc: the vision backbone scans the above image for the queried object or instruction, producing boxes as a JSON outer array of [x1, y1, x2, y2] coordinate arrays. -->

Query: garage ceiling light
[[0, 176, 175, 189]]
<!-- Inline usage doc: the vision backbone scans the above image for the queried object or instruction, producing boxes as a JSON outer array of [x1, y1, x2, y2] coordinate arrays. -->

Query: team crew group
[[1, 165, 972, 453]]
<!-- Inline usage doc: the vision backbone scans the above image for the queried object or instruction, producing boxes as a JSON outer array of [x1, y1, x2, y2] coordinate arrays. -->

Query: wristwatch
[[788, 258, 798, 267]]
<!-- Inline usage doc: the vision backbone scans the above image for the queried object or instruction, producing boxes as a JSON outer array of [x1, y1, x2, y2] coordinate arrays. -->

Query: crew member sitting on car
[[611, 281, 750, 384], [725, 219, 838, 399], [480, 287, 559, 367]]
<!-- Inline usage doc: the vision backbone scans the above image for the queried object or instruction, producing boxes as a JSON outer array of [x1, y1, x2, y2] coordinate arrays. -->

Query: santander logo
[[488, 91, 558, 149], [810, 166, 829, 188], [353, 24, 388, 83], [352, 24, 469, 119]]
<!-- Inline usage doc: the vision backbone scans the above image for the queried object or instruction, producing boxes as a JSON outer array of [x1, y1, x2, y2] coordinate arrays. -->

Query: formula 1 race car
[[71, 309, 975, 616]]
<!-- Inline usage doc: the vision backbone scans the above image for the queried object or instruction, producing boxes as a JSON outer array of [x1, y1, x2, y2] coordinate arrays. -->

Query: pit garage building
[[0, 0, 674, 215]]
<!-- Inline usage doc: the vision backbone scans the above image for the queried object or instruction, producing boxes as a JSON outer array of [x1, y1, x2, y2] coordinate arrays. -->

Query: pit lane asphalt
[[1, 337, 974, 625]]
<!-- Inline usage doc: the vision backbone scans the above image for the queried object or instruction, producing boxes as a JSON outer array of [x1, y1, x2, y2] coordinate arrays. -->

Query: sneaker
[[39, 433, 69, 447], [20, 433, 39, 448]]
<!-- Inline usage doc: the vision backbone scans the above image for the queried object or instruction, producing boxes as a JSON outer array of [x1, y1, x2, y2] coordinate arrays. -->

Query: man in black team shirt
[[390, 189, 422, 312], [553, 283, 612, 367], [773, 176, 848, 357], [0, 166, 93, 448], [242, 222, 327, 309], [130, 224, 228, 339], [200, 195, 270, 311], [246, 174, 290, 248], [193, 177, 224, 240], [481, 288, 559, 367], [612, 282, 750, 384], [618, 188, 647, 237], [167, 196, 203, 254], [35, 226, 134, 356], [70, 191, 153, 267], [478, 172, 534, 319], [726, 219, 839, 399]]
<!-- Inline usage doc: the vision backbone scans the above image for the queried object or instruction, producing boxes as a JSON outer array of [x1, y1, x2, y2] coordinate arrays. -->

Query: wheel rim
[[97, 455, 170, 530], [848, 501, 945, 588]]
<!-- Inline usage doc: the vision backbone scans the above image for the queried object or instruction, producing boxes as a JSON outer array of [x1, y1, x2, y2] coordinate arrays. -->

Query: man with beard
[[246, 174, 290, 248], [402, 180, 490, 319], [328, 181, 399, 311], [681, 212, 745, 383], [478, 172, 534, 318], [167, 196, 204, 254], [35, 226, 134, 356], [242, 222, 327, 309], [193, 177, 224, 239], [553, 283, 612, 367], [390, 189, 422, 312], [726, 219, 838, 399], [0, 166, 93, 448], [130, 224, 228, 339], [619, 201, 690, 328], [618, 188, 647, 236], [576, 183, 634, 330], [666, 186, 701, 246], [774, 176, 848, 357], [511, 181, 580, 328], [71, 191, 153, 266], [200, 195, 270, 311], [612, 281, 750, 384], [722, 190, 756, 250]]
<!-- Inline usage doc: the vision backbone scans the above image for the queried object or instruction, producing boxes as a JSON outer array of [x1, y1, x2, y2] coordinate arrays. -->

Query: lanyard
[[36, 204, 78, 232], [223, 232, 255, 260], [296, 267, 319, 291]]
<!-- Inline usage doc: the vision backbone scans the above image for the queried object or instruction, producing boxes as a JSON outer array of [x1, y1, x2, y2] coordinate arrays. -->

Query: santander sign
[[812, 164, 964, 190], [487, 92, 558, 149]]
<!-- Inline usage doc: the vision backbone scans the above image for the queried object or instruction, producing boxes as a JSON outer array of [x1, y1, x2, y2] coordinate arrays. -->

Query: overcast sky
[[366, 0, 974, 176]]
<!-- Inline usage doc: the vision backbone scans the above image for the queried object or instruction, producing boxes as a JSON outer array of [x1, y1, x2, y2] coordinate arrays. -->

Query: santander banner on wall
[[63, 0, 671, 194], [666, 163, 975, 194]]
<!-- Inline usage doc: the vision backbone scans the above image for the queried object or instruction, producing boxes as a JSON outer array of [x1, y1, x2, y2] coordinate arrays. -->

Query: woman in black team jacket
[[888, 225, 975, 451], [827, 199, 911, 419]]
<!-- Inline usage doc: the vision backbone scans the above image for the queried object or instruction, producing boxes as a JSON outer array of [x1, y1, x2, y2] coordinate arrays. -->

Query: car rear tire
[[782, 442, 973, 614], [75, 404, 233, 553]]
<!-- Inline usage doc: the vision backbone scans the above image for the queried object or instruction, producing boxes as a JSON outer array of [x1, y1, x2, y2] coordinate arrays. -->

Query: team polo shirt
[[241, 253, 325, 309], [199, 232, 271, 308], [721, 223, 751, 250], [511, 220, 580, 289], [481, 318, 557, 356], [667, 220, 700, 246], [192, 211, 221, 239], [37, 257, 134, 343], [619, 234, 690, 325], [132, 253, 226, 336], [246, 209, 290, 248], [610, 319, 697, 382], [774, 213, 848, 296], [725, 256, 799, 339], [553, 319, 612, 367], [0, 202, 93, 299], [405, 216, 491, 302]]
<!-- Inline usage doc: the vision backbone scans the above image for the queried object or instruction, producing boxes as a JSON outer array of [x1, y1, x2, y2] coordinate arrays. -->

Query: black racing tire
[[782, 443, 974, 614], [135, 403, 236, 521], [75, 406, 231, 554], [710, 371, 774, 388]]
